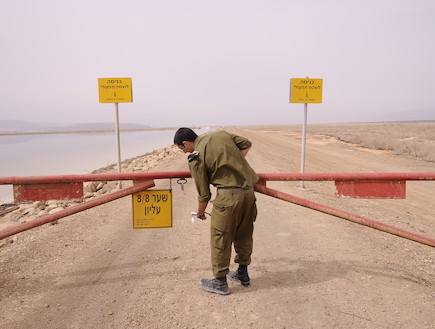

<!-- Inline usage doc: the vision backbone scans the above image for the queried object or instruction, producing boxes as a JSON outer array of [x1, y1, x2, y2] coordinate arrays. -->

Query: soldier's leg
[[210, 194, 238, 278], [233, 191, 257, 265]]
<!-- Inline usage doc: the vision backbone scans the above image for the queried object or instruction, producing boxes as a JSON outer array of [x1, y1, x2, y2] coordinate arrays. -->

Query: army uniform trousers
[[210, 188, 257, 278]]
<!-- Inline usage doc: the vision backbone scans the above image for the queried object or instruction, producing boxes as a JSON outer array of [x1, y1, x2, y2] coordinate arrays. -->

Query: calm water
[[0, 128, 208, 203]]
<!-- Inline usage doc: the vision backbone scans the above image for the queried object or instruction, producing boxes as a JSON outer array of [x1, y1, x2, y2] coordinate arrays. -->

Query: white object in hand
[[191, 212, 197, 223]]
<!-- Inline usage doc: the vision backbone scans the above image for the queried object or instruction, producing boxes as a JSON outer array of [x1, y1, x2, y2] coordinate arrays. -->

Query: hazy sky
[[1, 0, 434, 127]]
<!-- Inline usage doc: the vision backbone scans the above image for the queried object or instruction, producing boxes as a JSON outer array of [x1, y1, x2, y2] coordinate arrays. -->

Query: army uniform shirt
[[188, 130, 259, 202]]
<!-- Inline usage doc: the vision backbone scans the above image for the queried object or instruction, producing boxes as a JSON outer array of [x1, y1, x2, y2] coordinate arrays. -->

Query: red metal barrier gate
[[0, 172, 434, 247]]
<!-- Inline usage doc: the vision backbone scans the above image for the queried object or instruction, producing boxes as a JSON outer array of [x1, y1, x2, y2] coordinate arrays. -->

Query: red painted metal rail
[[0, 171, 191, 185], [254, 184, 435, 248], [0, 172, 434, 248], [256, 172, 435, 181], [0, 181, 155, 240], [1, 172, 434, 185]]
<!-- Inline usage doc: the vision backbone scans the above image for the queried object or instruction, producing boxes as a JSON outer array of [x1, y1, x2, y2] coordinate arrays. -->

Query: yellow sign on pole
[[290, 78, 323, 103], [132, 190, 172, 229], [98, 77, 133, 103]]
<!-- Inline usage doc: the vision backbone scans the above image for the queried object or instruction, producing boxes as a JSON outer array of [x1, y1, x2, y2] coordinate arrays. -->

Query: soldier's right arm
[[188, 152, 211, 202]]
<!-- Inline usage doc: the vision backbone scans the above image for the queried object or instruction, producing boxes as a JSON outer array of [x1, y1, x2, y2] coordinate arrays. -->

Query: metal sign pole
[[290, 76, 322, 189], [300, 102, 308, 188], [114, 102, 122, 188], [99, 77, 133, 190]]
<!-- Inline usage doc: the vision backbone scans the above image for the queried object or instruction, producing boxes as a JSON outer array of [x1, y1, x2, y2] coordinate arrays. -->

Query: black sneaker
[[227, 270, 250, 287], [200, 277, 230, 295]]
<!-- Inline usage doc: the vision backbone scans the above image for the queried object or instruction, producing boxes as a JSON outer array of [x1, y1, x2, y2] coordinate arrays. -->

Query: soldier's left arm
[[230, 134, 252, 152]]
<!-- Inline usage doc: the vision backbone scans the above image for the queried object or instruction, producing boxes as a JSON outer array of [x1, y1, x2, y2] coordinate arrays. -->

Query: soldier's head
[[174, 127, 197, 153]]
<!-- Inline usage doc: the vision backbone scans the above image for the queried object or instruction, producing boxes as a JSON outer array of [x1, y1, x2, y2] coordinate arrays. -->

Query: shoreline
[[2, 120, 434, 136], [0, 144, 180, 221], [0, 126, 206, 136], [0, 129, 188, 204]]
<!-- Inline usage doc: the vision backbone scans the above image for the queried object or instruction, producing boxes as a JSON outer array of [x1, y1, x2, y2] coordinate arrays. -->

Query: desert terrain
[[1, 123, 434, 329]]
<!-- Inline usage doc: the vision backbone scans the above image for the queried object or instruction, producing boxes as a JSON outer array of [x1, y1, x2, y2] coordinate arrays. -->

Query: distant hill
[[0, 120, 150, 133]]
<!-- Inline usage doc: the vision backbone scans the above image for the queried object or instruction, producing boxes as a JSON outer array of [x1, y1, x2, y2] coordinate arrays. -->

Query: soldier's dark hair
[[174, 127, 198, 145]]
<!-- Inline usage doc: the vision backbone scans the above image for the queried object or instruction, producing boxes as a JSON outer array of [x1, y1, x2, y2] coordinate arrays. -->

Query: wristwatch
[[196, 213, 206, 219]]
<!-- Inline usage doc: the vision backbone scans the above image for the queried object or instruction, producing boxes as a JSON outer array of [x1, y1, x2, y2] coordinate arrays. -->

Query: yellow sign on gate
[[132, 190, 172, 229], [98, 77, 133, 103], [290, 78, 323, 103]]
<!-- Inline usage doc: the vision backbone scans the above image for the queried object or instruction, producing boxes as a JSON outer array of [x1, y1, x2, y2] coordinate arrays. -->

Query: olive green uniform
[[188, 130, 259, 278]]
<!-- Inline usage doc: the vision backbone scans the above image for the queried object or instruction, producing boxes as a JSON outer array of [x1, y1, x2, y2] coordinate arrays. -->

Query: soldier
[[174, 128, 259, 295]]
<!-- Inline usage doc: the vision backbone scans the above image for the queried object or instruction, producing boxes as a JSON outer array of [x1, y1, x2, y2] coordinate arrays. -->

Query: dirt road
[[1, 126, 434, 329]]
